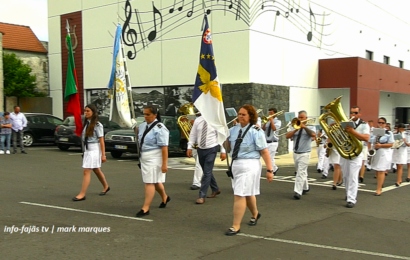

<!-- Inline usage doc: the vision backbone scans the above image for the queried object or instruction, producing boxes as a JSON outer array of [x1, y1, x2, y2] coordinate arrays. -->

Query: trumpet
[[274, 117, 316, 137], [261, 110, 285, 125], [227, 108, 263, 128], [315, 137, 322, 147]]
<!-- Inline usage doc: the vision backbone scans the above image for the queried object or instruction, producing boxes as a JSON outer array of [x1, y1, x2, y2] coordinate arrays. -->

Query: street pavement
[[1, 146, 410, 260]]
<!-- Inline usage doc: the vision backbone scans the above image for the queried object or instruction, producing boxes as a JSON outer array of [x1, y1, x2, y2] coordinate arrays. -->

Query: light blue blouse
[[228, 123, 267, 159], [138, 119, 169, 152]]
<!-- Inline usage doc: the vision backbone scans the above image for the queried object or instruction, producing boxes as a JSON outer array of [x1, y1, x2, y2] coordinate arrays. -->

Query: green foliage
[[3, 53, 46, 97]]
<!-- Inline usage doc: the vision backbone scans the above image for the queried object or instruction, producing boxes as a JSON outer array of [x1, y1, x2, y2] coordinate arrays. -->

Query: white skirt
[[140, 149, 166, 183], [328, 148, 341, 164], [231, 159, 261, 197], [392, 146, 408, 164], [371, 148, 392, 171], [82, 143, 101, 169], [407, 147, 410, 164]]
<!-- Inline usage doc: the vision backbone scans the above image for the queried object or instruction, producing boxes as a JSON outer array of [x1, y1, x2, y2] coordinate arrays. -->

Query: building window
[[383, 56, 390, 64], [365, 50, 373, 60], [399, 60, 404, 68]]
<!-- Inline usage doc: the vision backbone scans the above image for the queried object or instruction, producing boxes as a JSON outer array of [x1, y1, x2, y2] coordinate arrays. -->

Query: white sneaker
[[0, 150, 4, 154], [6, 150, 10, 154]]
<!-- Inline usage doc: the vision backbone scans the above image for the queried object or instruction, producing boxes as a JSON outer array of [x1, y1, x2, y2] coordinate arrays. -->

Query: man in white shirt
[[10, 106, 27, 154], [262, 107, 281, 174], [187, 114, 226, 204]]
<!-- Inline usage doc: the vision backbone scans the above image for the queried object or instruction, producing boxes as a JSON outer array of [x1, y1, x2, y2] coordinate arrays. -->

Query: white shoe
[[0, 150, 4, 154], [6, 150, 10, 154]]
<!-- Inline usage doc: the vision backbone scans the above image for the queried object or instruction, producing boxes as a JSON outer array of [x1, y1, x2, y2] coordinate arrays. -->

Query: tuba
[[177, 103, 196, 146], [319, 96, 363, 160]]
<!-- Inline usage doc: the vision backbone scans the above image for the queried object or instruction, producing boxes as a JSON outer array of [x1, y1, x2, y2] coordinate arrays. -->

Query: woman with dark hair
[[136, 105, 170, 217], [370, 117, 394, 196], [392, 123, 408, 186], [224, 104, 274, 236], [73, 104, 110, 201]]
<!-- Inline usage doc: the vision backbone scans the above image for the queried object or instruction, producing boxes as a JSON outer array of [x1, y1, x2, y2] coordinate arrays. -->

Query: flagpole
[[119, 36, 136, 120]]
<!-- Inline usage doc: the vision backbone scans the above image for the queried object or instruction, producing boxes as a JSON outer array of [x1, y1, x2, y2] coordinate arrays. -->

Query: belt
[[294, 151, 308, 154], [267, 140, 278, 143]]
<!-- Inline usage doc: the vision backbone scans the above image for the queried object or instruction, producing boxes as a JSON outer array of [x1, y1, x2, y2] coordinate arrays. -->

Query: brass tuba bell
[[177, 103, 196, 147], [319, 96, 363, 160]]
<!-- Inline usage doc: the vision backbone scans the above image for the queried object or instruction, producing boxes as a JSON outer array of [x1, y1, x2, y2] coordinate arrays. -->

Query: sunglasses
[[378, 122, 386, 124], [350, 112, 359, 115]]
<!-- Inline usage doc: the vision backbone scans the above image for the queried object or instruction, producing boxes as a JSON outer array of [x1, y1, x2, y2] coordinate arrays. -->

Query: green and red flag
[[64, 22, 82, 136]]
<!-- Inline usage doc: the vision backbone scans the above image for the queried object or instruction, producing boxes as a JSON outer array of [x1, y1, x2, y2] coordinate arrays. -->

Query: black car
[[55, 116, 122, 151], [22, 113, 64, 147], [105, 116, 187, 158]]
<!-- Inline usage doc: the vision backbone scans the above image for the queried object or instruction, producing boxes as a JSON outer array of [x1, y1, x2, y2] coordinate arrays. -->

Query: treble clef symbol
[[122, 0, 138, 60]]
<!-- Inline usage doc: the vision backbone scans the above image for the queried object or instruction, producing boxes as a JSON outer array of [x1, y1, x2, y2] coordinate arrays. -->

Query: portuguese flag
[[64, 34, 82, 136]]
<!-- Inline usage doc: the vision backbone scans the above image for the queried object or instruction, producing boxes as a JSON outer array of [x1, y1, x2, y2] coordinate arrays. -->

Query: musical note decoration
[[120, 0, 335, 60]]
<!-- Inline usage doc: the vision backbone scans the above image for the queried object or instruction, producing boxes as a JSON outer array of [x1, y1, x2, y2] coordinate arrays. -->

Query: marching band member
[[225, 105, 273, 236], [392, 123, 408, 186], [73, 104, 110, 201], [286, 110, 316, 200], [371, 117, 394, 196], [326, 141, 342, 190], [189, 110, 203, 190], [340, 106, 369, 208], [316, 128, 327, 178], [262, 107, 282, 175], [136, 105, 170, 217]]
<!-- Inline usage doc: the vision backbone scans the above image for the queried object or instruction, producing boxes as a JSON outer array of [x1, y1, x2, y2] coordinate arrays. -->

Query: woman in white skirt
[[392, 123, 409, 186], [370, 118, 394, 196], [224, 105, 273, 236], [136, 105, 170, 217], [73, 104, 110, 201]]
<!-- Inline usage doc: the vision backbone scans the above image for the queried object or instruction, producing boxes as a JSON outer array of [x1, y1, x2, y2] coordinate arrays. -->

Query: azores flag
[[107, 24, 133, 128], [192, 15, 229, 145]]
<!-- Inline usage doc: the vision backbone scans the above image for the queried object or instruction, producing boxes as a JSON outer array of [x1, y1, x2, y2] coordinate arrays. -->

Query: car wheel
[[58, 144, 70, 151], [111, 151, 123, 158], [23, 133, 34, 147]]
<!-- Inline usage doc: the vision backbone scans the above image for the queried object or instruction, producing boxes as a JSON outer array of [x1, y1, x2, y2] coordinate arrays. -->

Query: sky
[[0, 0, 48, 41]]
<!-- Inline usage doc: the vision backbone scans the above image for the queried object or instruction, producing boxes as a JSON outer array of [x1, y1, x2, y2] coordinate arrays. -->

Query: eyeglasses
[[378, 122, 386, 124], [350, 112, 359, 115]]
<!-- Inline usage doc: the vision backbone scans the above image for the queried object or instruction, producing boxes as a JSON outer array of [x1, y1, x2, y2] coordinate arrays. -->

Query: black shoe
[[337, 182, 343, 186], [321, 175, 327, 179], [330, 165, 334, 171], [159, 196, 171, 208], [99, 187, 110, 196], [393, 169, 397, 173], [72, 196, 86, 201], [346, 202, 355, 208], [395, 183, 401, 187], [385, 173, 388, 176], [366, 167, 371, 171], [302, 188, 310, 195], [225, 227, 240, 236], [374, 193, 381, 196], [332, 185, 337, 190], [359, 177, 364, 183], [274, 168, 279, 175], [248, 213, 261, 226], [406, 178, 410, 182], [190, 185, 200, 190], [294, 172, 297, 176], [317, 169, 322, 173], [294, 193, 301, 200], [136, 209, 150, 217], [21, 151, 27, 154]]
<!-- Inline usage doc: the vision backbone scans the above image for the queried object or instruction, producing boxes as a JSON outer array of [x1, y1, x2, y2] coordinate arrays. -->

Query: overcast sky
[[0, 0, 48, 41]]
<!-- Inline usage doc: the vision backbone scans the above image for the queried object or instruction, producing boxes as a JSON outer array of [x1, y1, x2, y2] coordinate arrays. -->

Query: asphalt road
[[1, 146, 410, 260]]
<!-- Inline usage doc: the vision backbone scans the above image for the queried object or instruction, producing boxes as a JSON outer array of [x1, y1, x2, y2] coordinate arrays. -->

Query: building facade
[[48, 0, 410, 153]]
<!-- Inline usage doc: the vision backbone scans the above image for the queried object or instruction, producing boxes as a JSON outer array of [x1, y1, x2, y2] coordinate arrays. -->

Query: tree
[[3, 53, 46, 97]]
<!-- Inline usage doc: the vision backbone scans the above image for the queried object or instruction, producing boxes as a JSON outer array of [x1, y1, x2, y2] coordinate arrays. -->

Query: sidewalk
[[180, 147, 320, 168]]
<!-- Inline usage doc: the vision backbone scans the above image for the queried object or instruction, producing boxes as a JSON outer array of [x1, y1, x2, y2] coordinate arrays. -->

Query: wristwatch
[[267, 169, 274, 174]]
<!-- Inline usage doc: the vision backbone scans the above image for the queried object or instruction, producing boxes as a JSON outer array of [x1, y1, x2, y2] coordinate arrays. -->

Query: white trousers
[[340, 155, 363, 204], [293, 152, 310, 195], [267, 142, 279, 172], [322, 156, 330, 176], [192, 149, 203, 187], [316, 144, 326, 171]]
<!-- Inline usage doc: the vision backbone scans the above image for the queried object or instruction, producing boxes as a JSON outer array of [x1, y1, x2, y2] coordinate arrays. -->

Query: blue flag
[[192, 15, 229, 144]]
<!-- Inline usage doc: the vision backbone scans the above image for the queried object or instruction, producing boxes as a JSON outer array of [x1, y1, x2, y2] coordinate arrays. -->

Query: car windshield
[[62, 116, 85, 126]]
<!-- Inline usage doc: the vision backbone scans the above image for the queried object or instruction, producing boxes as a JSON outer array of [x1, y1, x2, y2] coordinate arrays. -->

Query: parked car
[[55, 116, 122, 151], [21, 113, 64, 147], [105, 116, 187, 158]]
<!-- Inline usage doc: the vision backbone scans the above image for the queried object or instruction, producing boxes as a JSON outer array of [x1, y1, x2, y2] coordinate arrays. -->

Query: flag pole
[[119, 36, 136, 121]]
